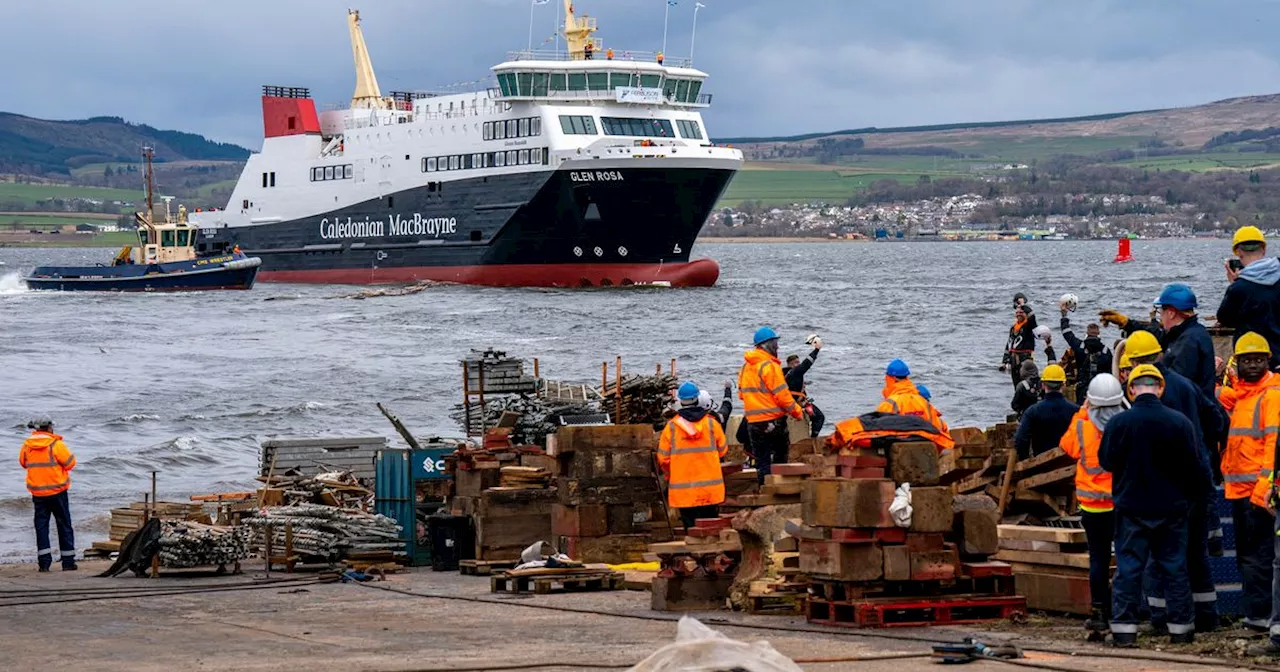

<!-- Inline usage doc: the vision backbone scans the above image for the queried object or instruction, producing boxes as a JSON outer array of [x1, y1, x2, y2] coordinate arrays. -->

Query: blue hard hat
[[886, 359, 911, 378], [916, 384, 932, 401], [753, 326, 779, 345], [677, 381, 700, 401], [1154, 283, 1197, 311]]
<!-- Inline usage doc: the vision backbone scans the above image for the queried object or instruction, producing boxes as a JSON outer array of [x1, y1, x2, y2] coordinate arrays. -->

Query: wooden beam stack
[[995, 524, 1097, 615]]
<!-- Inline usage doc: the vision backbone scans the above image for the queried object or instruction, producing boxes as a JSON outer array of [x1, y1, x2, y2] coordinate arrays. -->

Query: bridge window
[[676, 120, 704, 140], [601, 117, 674, 138], [177, 230, 190, 246], [675, 80, 690, 103], [567, 72, 587, 91], [610, 72, 634, 90], [517, 72, 533, 96], [548, 72, 568, 92], [687, 80, 703, 102], [587, 72, 608, 91], [559, 115, 598, 135], [497, 73, 515, 96], [531, 72, 549, 97], [640, 74, 662, 88], [663, 78, 679, 100]]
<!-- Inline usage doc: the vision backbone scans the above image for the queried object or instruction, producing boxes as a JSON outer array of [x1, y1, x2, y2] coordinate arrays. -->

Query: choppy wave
[[0, 272, 28, 295]]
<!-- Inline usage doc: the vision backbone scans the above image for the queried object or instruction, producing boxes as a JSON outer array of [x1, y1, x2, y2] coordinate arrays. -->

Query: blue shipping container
[[375, 447, 457, 566]]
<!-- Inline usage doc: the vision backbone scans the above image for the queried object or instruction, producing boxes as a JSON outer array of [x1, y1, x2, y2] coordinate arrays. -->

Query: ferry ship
[[190, 3, 742, 287]]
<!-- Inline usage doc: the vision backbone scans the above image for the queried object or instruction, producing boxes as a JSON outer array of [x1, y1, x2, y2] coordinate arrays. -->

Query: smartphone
[[1230, 258, 1244, 272]]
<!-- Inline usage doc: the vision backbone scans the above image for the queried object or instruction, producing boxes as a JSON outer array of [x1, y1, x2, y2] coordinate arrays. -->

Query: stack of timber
[[469, 487, 558, 561], [647, 516, 743, 611], [799, 440, 1022, 628], [958, 447, 1077, 521], [259, 436, 385, 484], [90, 501, 210, 556], [550, 424, 671, 563], [245, 504, 405, 564], [937, 428, 993, 485], [995, 524, 1096, 615], [726, 463, 814, 508], [463, 348, 539, 394], [256, 470, 374, 509], [599, 372, 678, 428], [452, 395, 595, 447], [158, 521, 253, 569], [499, 466, 552, 489]]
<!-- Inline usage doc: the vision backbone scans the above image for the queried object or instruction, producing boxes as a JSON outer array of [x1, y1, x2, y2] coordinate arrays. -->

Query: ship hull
[[199, 165, 735, 287], [25, 256, 261, 292]]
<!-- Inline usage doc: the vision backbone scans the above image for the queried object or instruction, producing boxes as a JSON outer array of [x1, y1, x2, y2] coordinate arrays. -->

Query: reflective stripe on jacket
[[657, 414, 727, 509], [1058, 408, 1112, 512], [19, 431, 76, 497], [738, 349, 802, 424], [828, 413, 955, 453], [1222, 373, 1280, 500], [875, 377, 953, 446]]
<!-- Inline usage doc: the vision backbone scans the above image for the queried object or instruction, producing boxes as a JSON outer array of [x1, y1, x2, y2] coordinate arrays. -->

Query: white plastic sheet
[[889, 483, 913, 528], [627, 616, 804, 672]]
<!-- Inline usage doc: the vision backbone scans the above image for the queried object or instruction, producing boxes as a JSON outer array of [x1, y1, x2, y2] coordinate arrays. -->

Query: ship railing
[[492, 88, 712, 106], [505, 49, 693, 68]]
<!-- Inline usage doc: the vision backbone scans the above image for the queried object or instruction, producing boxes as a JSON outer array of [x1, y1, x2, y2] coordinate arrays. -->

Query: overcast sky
[[5, 0, 1280, 149]]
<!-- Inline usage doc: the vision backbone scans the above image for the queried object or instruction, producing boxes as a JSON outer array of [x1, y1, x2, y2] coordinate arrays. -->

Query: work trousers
[[679, 504, 719, 532], [1144, 498, 1217, 630], [1112, 511, 1194, 639], [808, 404, 825, 438], [746, 419, 789, 485], [1231, 498, 1276, 628], [1008, 352, 1032, 387], [1080, 509, 1115, 613], [1270, 509, 1280, 644], [33, 490, 75, 569]]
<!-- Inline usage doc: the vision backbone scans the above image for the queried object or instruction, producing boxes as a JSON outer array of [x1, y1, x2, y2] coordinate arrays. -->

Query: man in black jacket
[[1001, 299, 1038, 387], [1061, 309, 1113, 404], [1013, 364, 1078, 460], [1218, 225, 1280, 370], [783, 337, 824, 437], [1011, 360, 1042, 418], [1100, 284, 1216, 399], [1100, 365, 1213, 647]]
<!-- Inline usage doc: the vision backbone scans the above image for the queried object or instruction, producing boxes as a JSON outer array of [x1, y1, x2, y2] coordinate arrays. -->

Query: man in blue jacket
[[1101, 365, 1213, 647], [1218, 225, 1280, 370], [1124, 330, 1225, 632], [1013, 364, 1078, 460]]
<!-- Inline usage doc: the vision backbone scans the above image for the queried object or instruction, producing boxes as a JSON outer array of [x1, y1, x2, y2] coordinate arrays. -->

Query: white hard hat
[[1033, 325, 1052, 342], [1087, 374, 1124, 407], [697, 390, 714, 411], [1060, 293, 1079, 312]]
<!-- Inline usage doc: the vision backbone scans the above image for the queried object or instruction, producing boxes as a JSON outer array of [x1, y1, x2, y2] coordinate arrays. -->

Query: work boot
[[1110, 633, 1138, 648], [1170, 632, 1195, 645], [1141, 622, 1168, 636], [62, 562, 78, 571], [37, 566, 50, 573], [1243, 618, 1270, 633], [1207, 534, 1224, 557], [1085, 607, 1110, 635], [1246, 641, 1280, 657], [1196, 614, 1219, 633]]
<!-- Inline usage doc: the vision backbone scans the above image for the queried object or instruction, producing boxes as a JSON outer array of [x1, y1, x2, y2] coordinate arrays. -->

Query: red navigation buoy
[[1113, 238, 1133, 263]]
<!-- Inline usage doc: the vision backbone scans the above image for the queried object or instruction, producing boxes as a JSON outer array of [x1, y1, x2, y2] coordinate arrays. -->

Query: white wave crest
[[0, 272, 28, 295]]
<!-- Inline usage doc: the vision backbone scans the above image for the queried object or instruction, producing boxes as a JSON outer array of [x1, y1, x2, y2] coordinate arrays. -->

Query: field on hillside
[[0, 183, 140, 209], [0, 213, 116, 229], [720, 168, 923, 205], [1114, 152, 1280, 171]]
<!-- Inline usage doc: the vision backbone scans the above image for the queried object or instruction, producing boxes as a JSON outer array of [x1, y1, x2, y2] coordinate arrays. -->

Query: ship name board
[[570, 171, 624, 183], [320, 213, 458, 240], [616, 86, 664, 104]]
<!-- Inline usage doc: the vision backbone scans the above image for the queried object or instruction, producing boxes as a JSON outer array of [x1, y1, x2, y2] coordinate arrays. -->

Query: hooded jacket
[[1218, 257, 1280, 369], [1013, 391, 1079, 459], [876, 376, 950, 439], [738, 348, 802, 424], [657, 405, 727, 509], [19, 430, 76, 497], [1159, 317, 1217, 399], [1099, 394, 1213, 517]]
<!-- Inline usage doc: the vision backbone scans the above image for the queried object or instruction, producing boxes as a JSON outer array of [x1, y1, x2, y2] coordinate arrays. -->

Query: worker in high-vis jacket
[[876, 359, 951, 441], [19, 416, 78, 572], [1218, 332, 1280, 632], [1059, 373, 1124, 637], [739, 327, 803, 484], [658, 381, 728, 530]]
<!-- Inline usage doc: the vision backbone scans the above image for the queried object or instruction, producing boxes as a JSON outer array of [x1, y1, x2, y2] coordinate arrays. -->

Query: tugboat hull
[[24, 256, 261, 292]]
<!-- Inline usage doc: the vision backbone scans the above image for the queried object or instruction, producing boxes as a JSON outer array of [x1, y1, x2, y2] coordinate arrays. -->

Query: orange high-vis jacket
[[19, 431, 76, 497], [1220, 372, 1280, 501], [827, 416, 955, 453], [657, 413, 727, 509], [738, 349, 802, 424], [876, 377, 951, 441], [1058, 407, 1113, 512]]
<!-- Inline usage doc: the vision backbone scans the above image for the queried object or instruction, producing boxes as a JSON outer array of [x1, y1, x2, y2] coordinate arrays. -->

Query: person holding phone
[[1218, 225, 1280, 370]]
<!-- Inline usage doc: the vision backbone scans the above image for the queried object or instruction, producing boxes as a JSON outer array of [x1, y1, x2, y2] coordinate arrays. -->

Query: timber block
[[770, 463, 814, 477], [908, 486, 953, 533], [685, 527, 719, 538], [1013, 570, 1092, 615], [905, 532, 945, 552], [519, 453, 558, 472], [559, 534, 651, 564], [651, 575, 734, 611], [606, 503, 641, 534], [556, 476, 661, 506], [837, 466, 886, 479], [830, 455, 888, 468], [953, 509, 999, 556], [950, 427, 986, 446], [557, 447, 655, 480], [802, 478, 895, 529], [883, 544, 912, 581], [552, 425, 657, 456], [762, 482, 804, 496], [910, 546, 959, 581], [799, 539, 883, 581], [830, 527, 906, 544], [455, 468, 501, 498], [889, 442, 940, 486], [552, 504, 608, 538], [693, 517, 732, 531]]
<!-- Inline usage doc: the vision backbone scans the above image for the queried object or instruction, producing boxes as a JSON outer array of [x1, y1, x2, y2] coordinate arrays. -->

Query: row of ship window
[[482, 117, 542, 141], [494, 72, 705, 104], [559, 115, 703, 140], [310, 164, 353, 181], [422, 148, 548, 173]]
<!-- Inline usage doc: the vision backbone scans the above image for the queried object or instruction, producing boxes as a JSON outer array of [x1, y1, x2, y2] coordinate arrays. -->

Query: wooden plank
[[997, 525, 1087, 544], [1014, 570, 1093, 616], [992, 549, 1092, 570], [1013, 448, 1073, 475], [1014, 465, 1076, 491]]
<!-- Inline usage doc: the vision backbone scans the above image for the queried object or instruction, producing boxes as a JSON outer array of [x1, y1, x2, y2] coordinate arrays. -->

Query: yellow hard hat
[[1233, 225, 1266, 249], [1118, 352, 1132, 369], [1128, 364, 1165, 391], [1042, 364, 1067, 383], [1236, 331, 1272, 357], [1124, 331, 1163, 360]]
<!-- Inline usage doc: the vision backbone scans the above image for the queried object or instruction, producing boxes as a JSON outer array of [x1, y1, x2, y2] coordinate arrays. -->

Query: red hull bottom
[[258, 259, 720, 288]]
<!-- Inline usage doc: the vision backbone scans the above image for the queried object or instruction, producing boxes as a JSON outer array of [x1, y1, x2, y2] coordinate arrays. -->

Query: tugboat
[[24, 149, 261, 292]]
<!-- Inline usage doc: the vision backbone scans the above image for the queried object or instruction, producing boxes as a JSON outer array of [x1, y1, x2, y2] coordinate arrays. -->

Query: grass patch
[[8, 231, 135, 248], [0, 183, 140, 209], [0, 214, 115, 228], [720, 168, 934, 205], [1114, 152, 1280, 171]]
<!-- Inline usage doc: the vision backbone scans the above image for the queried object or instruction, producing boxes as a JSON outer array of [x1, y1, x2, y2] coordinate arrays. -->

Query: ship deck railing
[[490, 87, 712, 106], [505, 49, 694, 68]]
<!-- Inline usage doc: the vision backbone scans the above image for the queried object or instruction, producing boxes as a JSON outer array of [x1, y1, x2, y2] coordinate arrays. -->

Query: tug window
[[161, 230, 176, 247]]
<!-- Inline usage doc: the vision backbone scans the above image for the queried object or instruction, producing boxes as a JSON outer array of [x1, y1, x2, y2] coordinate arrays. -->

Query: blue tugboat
[[25, 149, 261, 292]]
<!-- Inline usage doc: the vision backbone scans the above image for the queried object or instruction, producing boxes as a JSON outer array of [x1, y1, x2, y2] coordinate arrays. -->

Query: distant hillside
[[0, 113, 250, 176], [721, 94, 1280, 159]]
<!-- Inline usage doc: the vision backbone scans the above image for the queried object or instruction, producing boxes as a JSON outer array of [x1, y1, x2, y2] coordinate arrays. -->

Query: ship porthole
[[593, 246, 603, 257], [573, 246, 583, 257], [618, 246, 628, 257]]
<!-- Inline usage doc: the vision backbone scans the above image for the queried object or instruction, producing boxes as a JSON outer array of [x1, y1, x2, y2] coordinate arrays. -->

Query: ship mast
[[143, 146, 155, 221], [562, 0, 599, 60], [347, 9, 391, 109]]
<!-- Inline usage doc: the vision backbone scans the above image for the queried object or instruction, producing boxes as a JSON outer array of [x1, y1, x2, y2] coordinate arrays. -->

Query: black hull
[[26, 256, 261, 292], [199, 166, 734, 286]]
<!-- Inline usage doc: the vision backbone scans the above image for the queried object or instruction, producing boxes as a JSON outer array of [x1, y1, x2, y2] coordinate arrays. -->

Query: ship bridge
[[492, 52, 710, 107]]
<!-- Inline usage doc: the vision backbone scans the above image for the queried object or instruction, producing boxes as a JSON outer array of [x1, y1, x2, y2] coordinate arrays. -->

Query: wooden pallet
[[460, 559, 517, 576], [491, 571, 623, 595], [745, 592, 806, 615], [808, 574, 1016, 602], [807, 593, 1027, 628]]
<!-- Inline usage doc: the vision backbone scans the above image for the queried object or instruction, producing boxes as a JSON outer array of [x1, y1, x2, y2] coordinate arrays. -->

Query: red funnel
[[1114, 238, 1133, 263]]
